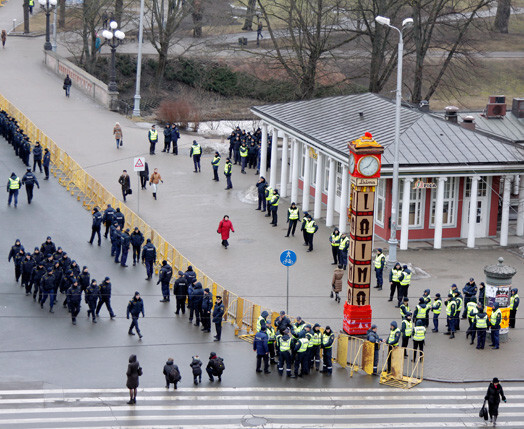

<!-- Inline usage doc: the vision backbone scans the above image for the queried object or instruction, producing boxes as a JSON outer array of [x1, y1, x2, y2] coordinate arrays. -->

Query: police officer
[[173, 270, 188, 315], [67, 280, 83, 325], [7, 172, 21, 207], [119, 228, 131, 267], [276, 327, 294, 377], [256, 311, 269, 333], [96, 276, 115, 319], [400, 297, 410, 320], [397, 265, 411, 308], [30, 261, 46, 302], [489, 302, 502, 349], [102, 204, 115, 238], [157, 260, 173, 302], [412, 320, 426, 361], [192, 281, 204, 327], [264, 184, 273, 217], [40, 236, 56, 256], [88, 207, 103, 246], [13, 248, 26, 284], [285, 202, 299, 237], [454, 291, 463, 330], [32, 141, 43, 173], [190, 140, 202, 172], [130, 227, 144, 266], [142, 239, 156, 280], [211, 151, 221, 181], [400, 312, 413, 351], [413, 297, 429, 327], [85, 279, 100, 323], [21, 253, 35, 295], [148, 125, 158, 155], [224, 158, 233, 190], [373, 248, 385, 290], [465, 296, 478, 342], [475, 306, 488, 349], [444, 294, 457, 338], [329, 228, 341, 265], [114, 207, 125, 229], [127, 291, 145, 338], [385, 321, 400, 372], [269, 189, 280, 226], [305, 215, 318, 252], [171, 123, 180, 155], [40, 266, 55, 312], [509, 289, 519, 329], [162, 123, 171, 152], [22, 168, 40, 204], [267, 321, 277, 365], [462, 278, 477, 319], [320, 326, 334, 375], [239, 142, 248, 173], [366, 324, 383, 375], [43, 148, 51, 180], [256, 177, 267, 211], [431, 293, 442, 332], [110, 224, 121, 259], [201, 288, 213, 332], [253, 326, 270, 374], [389, 262, 402, 303], [293, 331, 309, 378]]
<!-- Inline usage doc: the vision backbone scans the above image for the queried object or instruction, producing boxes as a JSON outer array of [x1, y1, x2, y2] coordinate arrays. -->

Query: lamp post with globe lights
[[102, 21, 126, 93], [38, 0, 57, 51]]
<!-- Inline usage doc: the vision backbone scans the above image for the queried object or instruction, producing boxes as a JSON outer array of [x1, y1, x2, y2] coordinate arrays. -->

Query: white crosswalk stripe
[[0, 385, 522, 428]]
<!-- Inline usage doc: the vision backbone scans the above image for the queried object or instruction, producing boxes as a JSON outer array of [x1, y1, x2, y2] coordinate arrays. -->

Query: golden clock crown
[[352, 132, 382, 148]]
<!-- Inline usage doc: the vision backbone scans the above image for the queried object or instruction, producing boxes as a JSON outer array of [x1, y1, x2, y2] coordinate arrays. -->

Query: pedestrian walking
[[162, 124, 171, 152], [173, 270, 188, 315], [88, 206, 102, 245], [139, 162, 149, 190], [63, 75, 72, 97], [22, 168, 40, 204], [130, 227, 144, 266], [485, 377, 506, 425], [163, 358, 181, 389], [256, 21, 263, 46], [43, 148, 51, 180], [127, 291, 144, 338], [149, 168, 163, 200], [7, 172, 21, 207], [96, 276, 116, 319], [66, 280, 82, 325], [285, 202, 299, 237], [217, 215, 234, 248], [190, 140, 202, 172], [190, 355, 203, 385], [20, 253, 34, 294], [329, 228, 341, 265], [113, 122, 123, 148], [148, 125, 158, 155], [126, 354, 141, 404], [224, 158, 233, 190], [1, 30, 6, 48], [211, 151, 220, 181], [212, 295, 224, 341], [111, 224, 122, 261], [201, 288, 213, 332], [118, 170, 131, 202], [206, 352, 225, 382], [509, 288, 519, 328], [157, 260, 173, 302], [331, 264, 343, 303], [32, 142, 43, 173], [366, 324, 383, 375], [85, 279, 100, 323]]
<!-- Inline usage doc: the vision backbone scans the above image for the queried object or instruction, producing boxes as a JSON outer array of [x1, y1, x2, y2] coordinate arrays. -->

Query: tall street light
[[375, 15, 413, 267], [38, 0, 57, 51], [102, 21, 126, 93], [132, 0, 145, 117]]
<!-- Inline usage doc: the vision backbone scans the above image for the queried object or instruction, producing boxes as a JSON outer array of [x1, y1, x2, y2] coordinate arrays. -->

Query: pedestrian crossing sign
[[134, 157, 145, 172]]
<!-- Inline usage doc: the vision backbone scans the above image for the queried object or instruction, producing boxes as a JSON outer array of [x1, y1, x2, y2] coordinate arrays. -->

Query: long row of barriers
[[0, 94, 423, 388]]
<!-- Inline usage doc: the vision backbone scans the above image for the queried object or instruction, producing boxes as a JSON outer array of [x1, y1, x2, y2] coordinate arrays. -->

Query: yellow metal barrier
[[379, 346, 424, 389]]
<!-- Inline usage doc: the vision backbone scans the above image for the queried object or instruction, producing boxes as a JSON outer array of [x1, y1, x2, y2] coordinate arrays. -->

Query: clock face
[[349, 153, 355, 174], [357, 155, 380, 177]]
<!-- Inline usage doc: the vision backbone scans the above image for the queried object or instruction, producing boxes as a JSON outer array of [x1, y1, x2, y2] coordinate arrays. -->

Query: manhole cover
[[242, 416, 268, 427]]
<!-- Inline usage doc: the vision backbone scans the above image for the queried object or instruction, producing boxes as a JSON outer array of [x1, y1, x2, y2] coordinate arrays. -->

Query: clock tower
[[343, 132, 384, 335]]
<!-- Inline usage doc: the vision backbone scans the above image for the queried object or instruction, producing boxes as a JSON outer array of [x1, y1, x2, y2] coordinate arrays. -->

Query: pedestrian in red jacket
[[217, 215, 235, 249]]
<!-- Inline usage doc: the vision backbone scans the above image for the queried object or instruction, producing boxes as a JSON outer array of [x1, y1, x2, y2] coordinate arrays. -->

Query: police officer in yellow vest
[[224, 158, 233, 190], [329, 228, 341, 265], [413, 297, 429, 328], [309, 323, 322, 371], [338, 233, 349, 270], [190, 140, 202, 173], [148, 125, 158, 155], [292, 330, 309, 378], [239, 142, 248, 173], [366, 324, 383, 375], [266, 323, 277, 365], [397, 265, 412, 308], [29, 0, 34, 14], [475, 306, 488, 349], [286, 202, 300, 237], [386, 321, 401, 373], [269, 189, 280, 227], [276, 328, 294, 377], [211, 151, 221, 181], [431, 293, 442, 332], [453, 291, 463, 331], [400, 312, 413, 351], [305, 215, 318, 252], [489, 302, 502, 350], [373, 248, 386, 290], [264, 185, 273, 217], [465, 297, 478, 344], [7, 172, 21, 208], [509, 288, 520, 329], [320, 326, 334, 375], [256, 311, 269, 333], [389, 262, 402, 303], [399, 297, 410, 320], [412, 320, 426, 361], [444, 294, 457, 339]]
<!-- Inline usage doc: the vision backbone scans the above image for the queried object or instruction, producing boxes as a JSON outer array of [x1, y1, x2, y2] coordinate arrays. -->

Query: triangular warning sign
[[135, 159, 144, 168]]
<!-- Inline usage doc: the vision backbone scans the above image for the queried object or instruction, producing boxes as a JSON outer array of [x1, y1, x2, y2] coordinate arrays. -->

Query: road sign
[[280, 250, 296, 267], [134, 157, 145, 172]]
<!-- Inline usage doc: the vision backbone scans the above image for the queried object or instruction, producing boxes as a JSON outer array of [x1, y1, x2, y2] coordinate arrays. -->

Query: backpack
[[168, 366, 181, 382], [215, 357, 225, 372]]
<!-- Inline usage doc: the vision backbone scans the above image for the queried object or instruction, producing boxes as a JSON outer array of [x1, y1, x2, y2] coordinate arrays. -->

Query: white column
[[326, 158, 337, 227], [467, 176, 479, 248], [338, 165, 349, 233], [302, 145, 311, 211], [399, 178, 412, 250], [291, 139, 300, 204], [288, 140, 294, 184], [517, 174, 524, 237], [433, 177, 447, 249], [280, 134, 289, 197], [314, 153, 324, 219], [260, 123, 267, 178], [500, 175, 512, 246], [269, 128, 278, 189]]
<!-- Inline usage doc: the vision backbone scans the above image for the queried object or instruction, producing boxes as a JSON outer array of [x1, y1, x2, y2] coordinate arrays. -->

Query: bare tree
[[23, 0, 30, 33], [493, 0, 511, 33], [242, 0, 257, 30], [59, 0, 66, 28]]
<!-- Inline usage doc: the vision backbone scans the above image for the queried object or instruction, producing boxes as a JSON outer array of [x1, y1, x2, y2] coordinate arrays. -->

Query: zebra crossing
[[0, 385, 524, 428]]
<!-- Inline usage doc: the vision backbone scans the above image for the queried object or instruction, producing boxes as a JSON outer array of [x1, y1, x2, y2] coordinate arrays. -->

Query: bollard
[[12, 19, 16, 32]]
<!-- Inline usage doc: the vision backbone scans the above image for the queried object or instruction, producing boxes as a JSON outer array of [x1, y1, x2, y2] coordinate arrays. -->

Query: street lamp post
[[102, 21, 126, 93], [132, 0, 145, 117], [375, 15, 413, 267], [38, 0, 57, 51]]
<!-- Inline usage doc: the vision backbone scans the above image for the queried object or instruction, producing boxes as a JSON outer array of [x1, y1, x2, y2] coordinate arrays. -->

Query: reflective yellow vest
[[288, 208, 299, 220], [510, 294, 519, 310], [239, 146, 248, 157], [415, 304, 428, 319], [322, 333, 334, 348], [265, 187, 273, 201], [149, 129, 158, 141], [401, 319, 412, 337], [466, 302, 478, 320], [192, 144, 201, 155], [278, 336, 291, 352], [330, 233, 341, 247], [339, 236, 349, 251], [305, 220, 317, 234], [400, 272, 412, 286], [400, 304, 410, 319], [256, 316, 265, 333], [490, 308, 501, 326], [212, 156, 220, 167], [432, 299, 442, 315], [306, 332, 314, 348], [270, 195, 279, 206], [8, 177, 20, 189], [266, 326, 276, 343], [311, 331, 322, 346], [298, 338, 308, 353], [475, 314, 488, 329], [455, 296, 463, 312], [413, 326, 426, 341], [391, 269, 402, 282], [29, 0, 34, 6], [387, 328, 400, 346], [446, 300, 456, 317], [374, 253, 385, 269], [224, 163, 232, 174]]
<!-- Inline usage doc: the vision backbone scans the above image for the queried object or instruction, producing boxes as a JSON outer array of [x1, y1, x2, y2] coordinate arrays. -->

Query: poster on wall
[[485, 284, 510, 308]]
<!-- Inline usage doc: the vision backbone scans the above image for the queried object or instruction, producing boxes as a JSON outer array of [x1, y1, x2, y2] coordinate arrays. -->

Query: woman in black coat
[[485, 377, 506, 424], [126, 354, 141, 404]]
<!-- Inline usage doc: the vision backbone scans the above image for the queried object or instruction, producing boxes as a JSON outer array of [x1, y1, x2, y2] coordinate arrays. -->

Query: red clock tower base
[[343, 302, 372, 335]]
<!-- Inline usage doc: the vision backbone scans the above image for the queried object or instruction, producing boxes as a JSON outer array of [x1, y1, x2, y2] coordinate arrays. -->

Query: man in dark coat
[[130, 227, 144, 266], [40, 236, 56, 256], [163, 358, 181, 389], [141, 239, 156, 280], [191, 282, 204, 326], [201, 288, 213, 333], [102, 204, 115, 238], [96, 276, 116, 319], [22, 168, 40, 204], [85, 279, 100, 323], [139, 162, 149, 189], [21, 253, 35, 295], [88, 207, 103, 246], [171, 124, 180, 155], [212, 296, 225, 341], [206, 352, 224, 382], [157, 260, 173, 302], [119, 228, 131, 267], [253, 326, 270, 374], [32, 142, 43, 173], [462, 278, 477, 318], [66, 280, 82, 325], [127, 291, 145, 338], [40, 267, 55, 312], [256, 177, 267, 211], [173, 271, 188, 315], [43, 148, 51, 180]]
